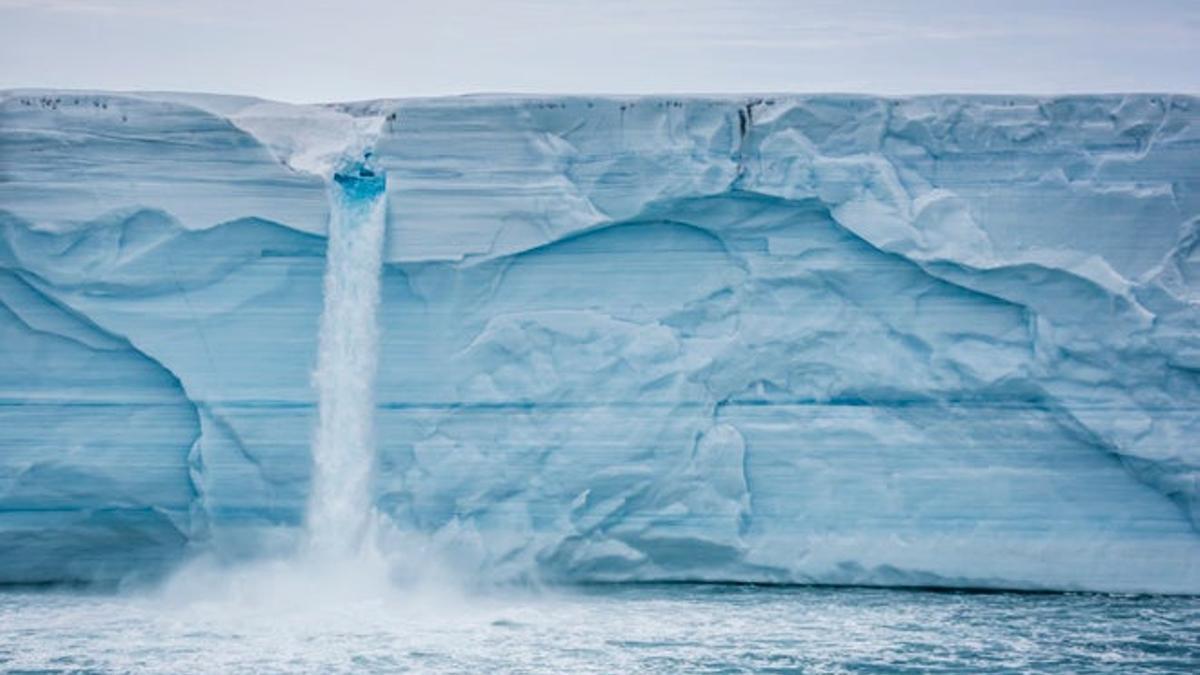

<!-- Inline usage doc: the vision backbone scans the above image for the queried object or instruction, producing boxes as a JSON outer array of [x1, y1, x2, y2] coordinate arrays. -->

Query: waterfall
[[305, 160, 387, 558]]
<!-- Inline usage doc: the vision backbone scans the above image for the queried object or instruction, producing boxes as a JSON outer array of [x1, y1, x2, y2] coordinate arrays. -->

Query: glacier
[[1, 90, 1198, 593]]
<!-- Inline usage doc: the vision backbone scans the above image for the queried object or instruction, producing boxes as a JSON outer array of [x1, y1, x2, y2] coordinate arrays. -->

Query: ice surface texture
[[1, 91, 1198, 592]]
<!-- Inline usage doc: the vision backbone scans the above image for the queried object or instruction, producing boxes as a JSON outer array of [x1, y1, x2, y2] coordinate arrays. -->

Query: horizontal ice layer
[[1, 90, 1198, 592]]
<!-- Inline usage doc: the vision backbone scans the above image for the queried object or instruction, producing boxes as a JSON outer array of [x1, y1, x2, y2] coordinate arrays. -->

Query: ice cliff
[[1, 90, 1198, 593]]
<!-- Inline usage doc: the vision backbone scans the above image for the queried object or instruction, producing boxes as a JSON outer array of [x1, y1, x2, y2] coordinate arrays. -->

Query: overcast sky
[[1, 0, 1197, 102]]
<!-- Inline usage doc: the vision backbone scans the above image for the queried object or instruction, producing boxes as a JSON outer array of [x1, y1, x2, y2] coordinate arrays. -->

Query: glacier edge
[[1, 90, 1199, 592]]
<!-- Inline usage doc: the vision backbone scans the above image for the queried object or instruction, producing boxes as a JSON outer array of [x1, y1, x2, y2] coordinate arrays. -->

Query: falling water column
[[306, 161, 387, 558]]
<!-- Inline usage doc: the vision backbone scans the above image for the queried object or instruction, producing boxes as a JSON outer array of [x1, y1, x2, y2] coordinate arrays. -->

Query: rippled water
[[2, 584, 1198, 673]]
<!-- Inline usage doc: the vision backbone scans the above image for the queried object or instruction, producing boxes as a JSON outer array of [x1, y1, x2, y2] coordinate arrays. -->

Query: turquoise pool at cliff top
[[2, 585, 1198, 673]]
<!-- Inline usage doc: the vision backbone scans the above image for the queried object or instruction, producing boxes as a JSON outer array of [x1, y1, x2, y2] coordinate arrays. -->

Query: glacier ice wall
[[1, 90, 1198, 592]]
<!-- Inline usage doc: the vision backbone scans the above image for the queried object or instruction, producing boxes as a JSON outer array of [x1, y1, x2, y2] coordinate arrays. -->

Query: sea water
[[2, 585, 1197, 673]]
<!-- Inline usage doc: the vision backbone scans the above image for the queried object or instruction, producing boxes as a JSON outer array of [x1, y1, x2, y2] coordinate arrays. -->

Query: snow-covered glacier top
[[1, 90, 1198, 592]]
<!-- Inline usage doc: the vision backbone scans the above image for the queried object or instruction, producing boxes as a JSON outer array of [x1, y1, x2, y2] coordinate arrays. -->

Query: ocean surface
[[2, 582, 1198, 673]]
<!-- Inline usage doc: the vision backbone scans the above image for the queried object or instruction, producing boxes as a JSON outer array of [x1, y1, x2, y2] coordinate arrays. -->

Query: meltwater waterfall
[[305, 161, 388, 558]]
